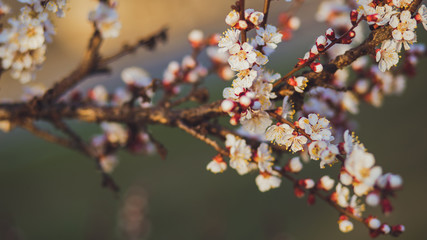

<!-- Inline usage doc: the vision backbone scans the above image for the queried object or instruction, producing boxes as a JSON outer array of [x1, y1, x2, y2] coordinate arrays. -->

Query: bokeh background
[[0, 0, 427, 239]]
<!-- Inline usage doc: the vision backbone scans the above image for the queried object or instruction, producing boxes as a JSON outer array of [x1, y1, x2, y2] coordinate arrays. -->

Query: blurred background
[[0, 0, 427, 239]]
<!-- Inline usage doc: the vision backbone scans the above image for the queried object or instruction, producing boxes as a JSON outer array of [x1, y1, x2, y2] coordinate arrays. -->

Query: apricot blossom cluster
[[0, 0, 425, 238]]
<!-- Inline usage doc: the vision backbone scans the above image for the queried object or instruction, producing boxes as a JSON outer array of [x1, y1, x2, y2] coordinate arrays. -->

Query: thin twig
[[176, 120, 229, 156]]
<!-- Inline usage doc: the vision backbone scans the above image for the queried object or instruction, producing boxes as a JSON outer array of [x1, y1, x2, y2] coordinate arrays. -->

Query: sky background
[[0, 0, 427, 239]]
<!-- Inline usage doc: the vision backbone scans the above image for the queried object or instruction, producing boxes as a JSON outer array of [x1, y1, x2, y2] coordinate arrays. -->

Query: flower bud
[[366, 13, 379, 23], [188, 30, 204, 48], [391, 225, 405, 237], [225, 10, 240, 27], [340, 171, 353, 185], [326, 28, 335, 40], [380, 224, 391, 234], [310, 62, 323, 73], [366, 217, 381, 230], [338, 217, 354, 233], [299, 179, 315, 189], [221, 99, 235, 112], [350, 10, 358, 25], [235, 20, 248, 30], [230, 114, 240, 125], [316, 35, 327, 52], [318, 175, 335, 191], [288, 16, 301, 30], [286, 157, 303, 173], [366, 191, 380, 206], [239, 95, 252, 108]]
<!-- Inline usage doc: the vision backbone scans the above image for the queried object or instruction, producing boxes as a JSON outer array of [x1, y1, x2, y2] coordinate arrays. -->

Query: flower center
[[237, 50, 247, 61]]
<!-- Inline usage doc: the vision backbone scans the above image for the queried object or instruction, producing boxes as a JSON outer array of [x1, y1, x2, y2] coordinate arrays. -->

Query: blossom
[[375, 5, 398, 26], [376, 40, 399, 72], [287, 157, 303, 173], [225, 10, 239, 27], [334, 183, 350, 208], [345, 144, 382, 196], [88, 85, 108, 106], [254, 143, 274, 172], [233, 69, 258, 88], [298, 114, 333, 141], [319, 143, 339, 168], [89, 2, 121, 39], [228, 42, 257, 71], [99, 155, 119, 173], [319, 175, 335, 191], [101, 122, 128, 145], [121, 67, 153, 88], [255, 172, 281, 192], [188, 29, 204, 48], [265, 123, 293, 145], [418, 5, 427, 31], [284, 132, 308, 153], [229, 138, 253, 175], [218, 28, 241, 53], [240, 110, 272, 134], [338, 219, 354, 233], [255, 25, 283, 55], [389, 10, 417, 51], [288, 76, 308, 93], [206, 155, 227, 174], [392, 0, 414, 9]]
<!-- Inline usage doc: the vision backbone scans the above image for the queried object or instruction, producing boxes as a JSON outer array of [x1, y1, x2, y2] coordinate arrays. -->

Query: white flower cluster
[[0, 0, 67, 83], [206, 134, 282, 192], [219, 8, 285, 137], [89, 1, 121, 39], [355, 0, 427, 72]]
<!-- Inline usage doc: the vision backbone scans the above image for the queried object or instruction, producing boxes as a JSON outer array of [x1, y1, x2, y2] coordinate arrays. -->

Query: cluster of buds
[[225, 8, 264, 30]]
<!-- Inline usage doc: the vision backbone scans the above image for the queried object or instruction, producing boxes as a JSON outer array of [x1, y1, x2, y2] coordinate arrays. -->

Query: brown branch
[[176, 120, 229, 156], [40, 28, 103, 104], [273, 17, 364, 89], [239, 0, 246, 43], [98, 27, 168, 67], [19, 121, 76, 149], [260, 0, 271, 28], [50, 120, 120, 192]]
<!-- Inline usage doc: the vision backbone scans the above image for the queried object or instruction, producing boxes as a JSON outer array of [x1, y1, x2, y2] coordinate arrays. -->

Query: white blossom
[[298, 114, 333, 141], [255, 172, 281, 192], [389, 10, 417, 51], [376, 40, 399, 72]]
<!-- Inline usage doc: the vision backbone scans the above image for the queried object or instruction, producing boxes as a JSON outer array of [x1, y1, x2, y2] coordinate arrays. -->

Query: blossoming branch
[[0, 0, 426, 237]]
